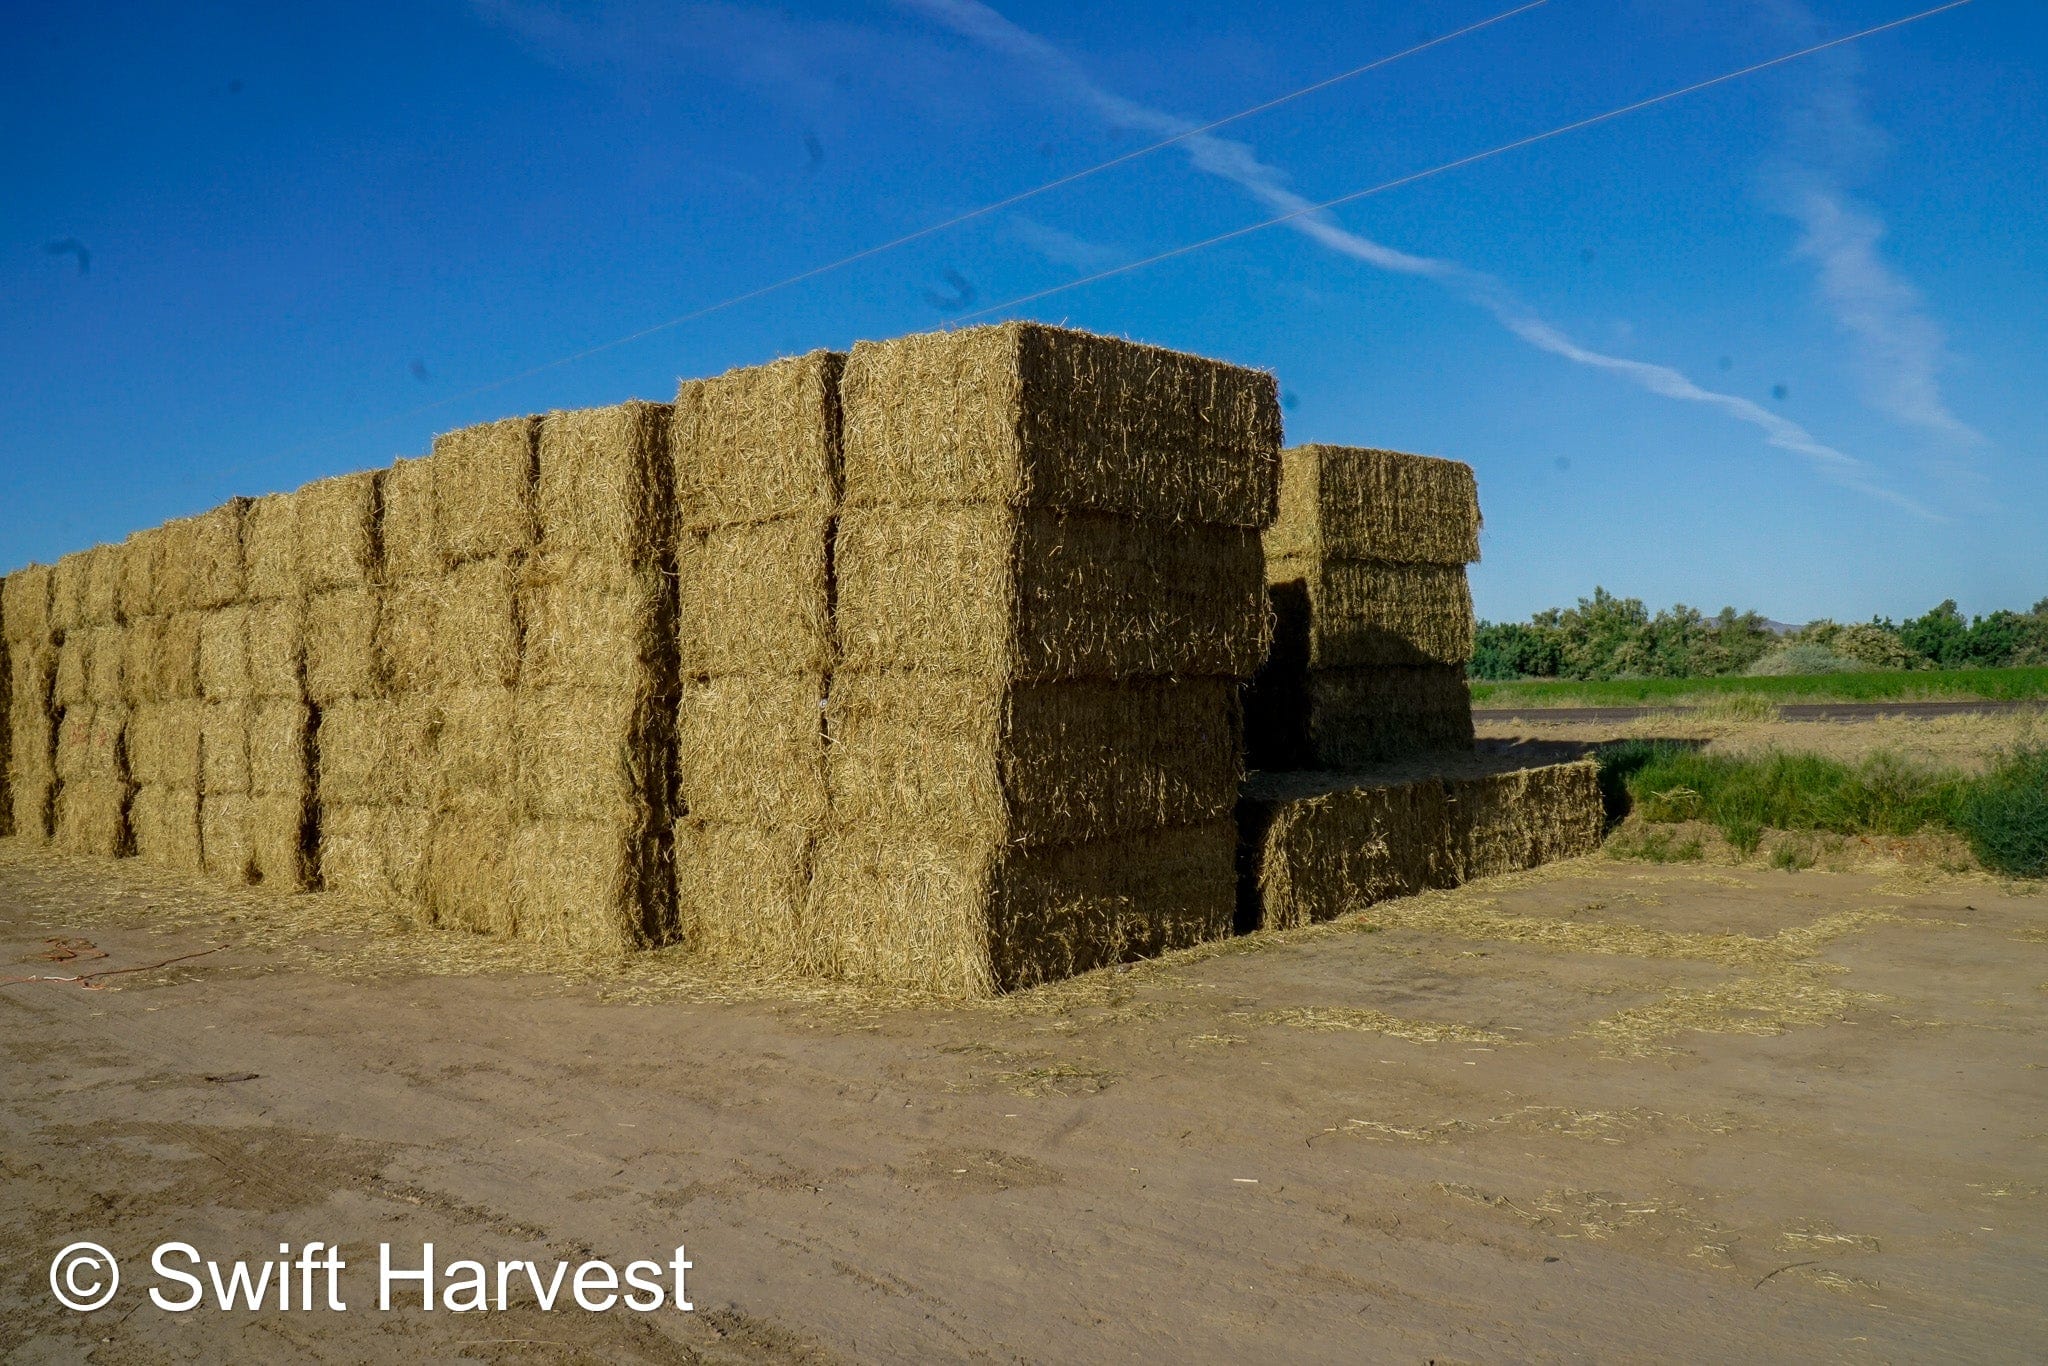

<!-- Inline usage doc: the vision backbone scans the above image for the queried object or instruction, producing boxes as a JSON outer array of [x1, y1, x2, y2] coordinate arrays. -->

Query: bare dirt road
[[2, 841, 2044, 1362]]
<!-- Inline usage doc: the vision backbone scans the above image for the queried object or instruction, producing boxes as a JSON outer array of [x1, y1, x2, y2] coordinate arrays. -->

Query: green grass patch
[[1470, 664, 2048, 710], [1594, 743, 2048, 879]]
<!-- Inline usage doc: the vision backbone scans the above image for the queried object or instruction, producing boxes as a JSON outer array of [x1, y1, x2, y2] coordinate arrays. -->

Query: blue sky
[[2, 0, 2039, 623]]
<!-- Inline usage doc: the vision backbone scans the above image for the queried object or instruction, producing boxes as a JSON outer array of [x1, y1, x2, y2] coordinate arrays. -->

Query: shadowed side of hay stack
[[1247, 445, 1479, 770], [4, 565, 59, 841], [1237, 754, 1604, 931], [517, 399, 677, 952], [811, 323, 1280, 996], [670, 351, 841, 966]]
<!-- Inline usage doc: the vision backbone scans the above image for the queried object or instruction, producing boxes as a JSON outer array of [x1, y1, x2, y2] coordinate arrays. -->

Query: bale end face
[[537, 400, 674, 564], [1267, 445, 1482, 566], [672, 351, 842, 529], [430, 416, 538, 564]]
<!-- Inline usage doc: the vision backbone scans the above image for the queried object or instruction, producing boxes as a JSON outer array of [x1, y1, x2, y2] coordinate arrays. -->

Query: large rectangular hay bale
[[381, 456, 439, 581], [118, 532, 159, 624], [49, 552, 89, 634], [54, 632, 91, 706], [424, 800, 519, 934], [248, 699, 310, 797], [247, 792, 311, 890], [314, 697, 435, 807], [200, 793, 255, 884], [432, 685, 517, 806], [126, 701, 203, 789], [242, 492, 300, 602], [85, 625, 125, 705], [158, 501, 248, 612], [319, 804, 429, 906], [807, 822, 1238, 996], [1448, 760, 1604, 881], [197, 605, 251, 699], [119, 619, 158, 707], [840, 323, 1280, 526], [673, 819, 810, 965], [675, 674, 826, 827], [672, 351, 842, 528], [823, 675, 1242, 846], [1266, 445, 1481, 566], [296, 470, 381, 590], [245, 598, 304, 699], [675, 517, 832, 675], [0, 620, 9, 838], [150, 612, 205, 702], [304, 587, 381, 703], [84, 543, 126, 626], [834, 506, 1266, 680], [517, 686, 657, 822], [537, 401, 672, 563], [4, 563, 54, 647], [431, 416, 537, 564], [1265, 557, 1475, 669], [130, 786, 203, 871], [199, 700, 251, 795], [510, 819, 656, 952], [520, 560, 665, 693], [55, 704, 127, 783], [383, 561, 520, 693], [1247, 664, 1474, 771], [54, 777, 131, 857]]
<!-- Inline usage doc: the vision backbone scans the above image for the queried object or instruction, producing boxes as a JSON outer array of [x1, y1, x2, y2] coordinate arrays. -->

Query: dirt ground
[[2, 833, 2044, 1363]]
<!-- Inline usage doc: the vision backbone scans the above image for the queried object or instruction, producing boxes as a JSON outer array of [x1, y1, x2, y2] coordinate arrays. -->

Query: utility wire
[[954, 0, 1974, 323], [256, 0, 1551, 464]]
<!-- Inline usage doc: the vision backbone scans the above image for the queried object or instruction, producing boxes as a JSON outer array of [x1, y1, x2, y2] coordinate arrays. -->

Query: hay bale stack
[[52, 702, 132, 856], [1247, 445, 1480, 770], [670, 353, 840, 965], [811, 323, 1281, 996], [514, 400, 676, 951], [1237, 754, 1603, 931], [3, 565, 57, 841]]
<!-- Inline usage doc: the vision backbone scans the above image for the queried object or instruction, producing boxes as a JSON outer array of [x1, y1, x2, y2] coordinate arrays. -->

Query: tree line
[[1469, 590, 2048, 681]]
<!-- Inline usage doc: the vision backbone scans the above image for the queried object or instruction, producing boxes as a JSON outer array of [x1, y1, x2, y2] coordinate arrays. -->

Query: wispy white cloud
[[1009, 217, 1119, 270], [898, 0, 1935, 517]]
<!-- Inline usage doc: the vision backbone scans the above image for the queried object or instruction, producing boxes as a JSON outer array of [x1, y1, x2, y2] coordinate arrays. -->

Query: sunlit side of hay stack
[[3, 564, 58, 841], [122, 523, 203, 874], [670, 353, 841, 966], [50, 541, 139, 857], [1247, 445, 1480, 768], [1238, 755, 1605, 930], [811, 322, 1282, 996]]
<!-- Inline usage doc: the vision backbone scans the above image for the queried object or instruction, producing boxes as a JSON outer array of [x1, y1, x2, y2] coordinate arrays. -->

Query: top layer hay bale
[[296, 470, 382, 590], [0, 619, 9, 838], [242, 492, 300, 602], [673, 351, 842, 529], [157, 501, 248, 612], [118, 530, 160, 622], [1264, 556, 1474, 669], [2, 564, 51, 647], [834, 505, 1267, 681], [430, 416, 537, 564], [83, 544, 126, 626], [381, 457, 438, 581], [538, 401, 673, 564], [1266, 445, 1480, 566], [50, 552, 89, 633], [841, 323, 1280, 527]]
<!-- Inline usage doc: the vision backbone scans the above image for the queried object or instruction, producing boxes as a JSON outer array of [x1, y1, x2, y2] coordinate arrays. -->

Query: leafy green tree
[[1900, 600, 1970, 667]]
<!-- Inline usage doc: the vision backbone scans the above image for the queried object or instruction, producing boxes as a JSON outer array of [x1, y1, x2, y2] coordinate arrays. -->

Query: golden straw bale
[[387, 561, 521, 692], [841, 323, 1280, 526], [1449, 759, 1604, 881], [537, 401, 672, 563], [150, 612, 204, 702], [9, 646, 57, 774], [1266, 445, 1481, 566], [824, 675, 1242, 846], [381, 456, 439, 581], [201, 793, 256, 885], [10, 772, 54, 843], [0, 625, 9, 838], [247, 792, 311, 890], [129, 786, 202, 871], [517, 686, 657, 822], [295, 470, 381, 590], [1265, 556, 1475, 669], [520, 559, 666, 692], [424, 800, 520, 934], [162, 501, 248, 612], [510, 819, 657, 952], [54, 778, 131, 857], [248, 699, 309, 797], [197, 605, 251, 699], [432, 685, 517, 806], [200, 700, 251, 795], [49, 551, 89, 634], [432, 416, 537, 564], [242, 492, 300, 602], [245, 598, 304, 699], [53, 634, 92, 707], [314, 697, 436, 807], [673, 819, 810, 965], [806, 822, 1238, 996], [675, 517, 832, 675], [834, 506, 1266, 680], [118, 531, 160, 623], [54, 705, 127, 788], [119, 619, 158, 706], [672, 351, 842, 529], [304, 587, 381, 703], [85, 626, 125, 705], [83, 543, 125, 626], [127, 701, 203, 789], [378, 574, 439, 695], [319, 805, 430, 906], [4, 563, 54, 647], [675, 674, 826, 827]]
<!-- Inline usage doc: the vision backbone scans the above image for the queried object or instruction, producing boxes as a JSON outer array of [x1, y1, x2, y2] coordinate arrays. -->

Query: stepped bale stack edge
[[1238, 754, 1605, 931], [1248, 445, 1480, 769], [670, 351, 841, 966], [810, 322, 1281, 996]]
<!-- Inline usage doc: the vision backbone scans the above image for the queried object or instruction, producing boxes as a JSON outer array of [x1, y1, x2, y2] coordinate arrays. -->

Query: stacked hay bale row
[[1247, 445, 1479, 769], [1238, 754, 1605, 930], [669, 353, 841, 966], [50, 544, 135, 856], [516, 401, 677, 950], [809, 323, 1282, 995], [124, 522, 205, 873], [3, 565, 58, 840]]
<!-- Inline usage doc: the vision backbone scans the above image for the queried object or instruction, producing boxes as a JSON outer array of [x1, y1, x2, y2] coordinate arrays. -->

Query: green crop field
[[1469, 665, 2048, 710]]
